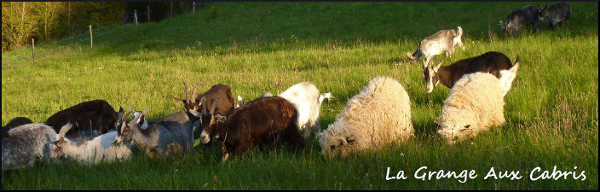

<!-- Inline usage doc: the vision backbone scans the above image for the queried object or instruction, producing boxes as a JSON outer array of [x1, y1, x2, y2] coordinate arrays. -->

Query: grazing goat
[[436, 72, 506, 145], [542, 2, 572, 29], [318, 76, 414, 157], [2, 123, 65, 171], [174, 82, 238, 148], [262, 82, 333, 138], [45, 100, 124, 141], [53, 120, 133, 164], [189, 96, 304, 162], [116, 108, 196, 158], [3, 117, 33, 137], [502, 5, 547, 35], [408, 26, 465, 64], [422, 51, 520, 96]]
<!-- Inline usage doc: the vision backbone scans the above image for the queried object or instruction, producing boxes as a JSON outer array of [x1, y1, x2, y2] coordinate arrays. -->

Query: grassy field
[[1, 2, 598, 190]]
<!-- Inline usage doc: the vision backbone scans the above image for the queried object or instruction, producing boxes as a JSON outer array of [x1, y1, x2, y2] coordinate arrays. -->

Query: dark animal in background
[[189, 96, 304, 162], [542, 2, 572, 29], [44, 100, 124, 141], [422, 51, 520, 96], [173, 83, 238, 149], [502, 5, 547, 35], [2, 117, 33, 137]]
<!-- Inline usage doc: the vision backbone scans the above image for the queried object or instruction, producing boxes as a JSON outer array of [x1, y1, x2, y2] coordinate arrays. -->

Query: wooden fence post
[[147, 6, 151, 22], [170, 2, 173, 18], [31, 38, 35, 63], [193, 2, 195, 13], [124, 13, 128, 37], [89, 25, 93, 48], [134, 9, 138, 25]]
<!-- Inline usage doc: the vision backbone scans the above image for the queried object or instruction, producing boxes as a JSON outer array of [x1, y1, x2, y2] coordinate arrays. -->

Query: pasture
[[1, 2, 598, 190]]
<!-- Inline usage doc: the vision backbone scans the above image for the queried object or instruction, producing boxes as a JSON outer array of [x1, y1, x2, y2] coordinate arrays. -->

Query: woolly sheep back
[[319, 76, 413, 157], [436, 72, 506, 144]]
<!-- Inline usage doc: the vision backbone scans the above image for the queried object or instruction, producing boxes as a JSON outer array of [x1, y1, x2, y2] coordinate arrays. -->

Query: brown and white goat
[[422, 51, 520, 96], [45, 100, 124, 141], [188, 96, 304, 162]]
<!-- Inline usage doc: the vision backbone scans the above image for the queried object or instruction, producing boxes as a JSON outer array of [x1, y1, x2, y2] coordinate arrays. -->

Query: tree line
[[2, 2, 194, 52]]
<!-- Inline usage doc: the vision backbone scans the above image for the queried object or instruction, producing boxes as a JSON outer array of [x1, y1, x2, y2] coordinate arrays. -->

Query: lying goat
[[422, 51, 520, 96], [189, 96, 304, 162], [3, 123, 65, 171], [53, 120, 133, 164], [45, 100, 124, 141], [116, 108, 197, 158]]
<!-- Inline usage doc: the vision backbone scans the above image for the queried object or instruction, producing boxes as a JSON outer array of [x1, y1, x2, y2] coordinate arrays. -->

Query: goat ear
[[142, 107, 149, 116], [117, 107, 125, 119], [215, 114, 227, 123], [188, 109, 201, 118], [172, 97, 186, 105]]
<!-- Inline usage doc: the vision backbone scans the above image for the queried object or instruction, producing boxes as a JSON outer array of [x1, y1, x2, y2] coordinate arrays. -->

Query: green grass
[[2, 2, 598, 190]]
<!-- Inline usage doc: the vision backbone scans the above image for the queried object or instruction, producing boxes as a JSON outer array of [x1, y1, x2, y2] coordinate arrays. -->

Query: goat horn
[[210, 97, 221, 114], [201, 97, 207, 114], [58, 123, 73, 137], [191, 83, 200, 101], [183, 82, 190, 106]]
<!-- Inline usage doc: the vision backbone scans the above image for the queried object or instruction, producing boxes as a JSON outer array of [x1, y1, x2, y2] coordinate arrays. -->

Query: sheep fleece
[[319, 76, 413, 157], [437, 72, 506, 143]]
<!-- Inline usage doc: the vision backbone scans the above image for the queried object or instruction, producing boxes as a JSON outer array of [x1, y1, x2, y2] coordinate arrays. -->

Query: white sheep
[[263, 82, 333, 138], [2, 123, 64, 171], [54, 123, 133, 164], [436, 72, 506, 144], [318, 76, 413, 157]]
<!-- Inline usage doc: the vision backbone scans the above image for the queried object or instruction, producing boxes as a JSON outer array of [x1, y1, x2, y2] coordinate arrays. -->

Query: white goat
[[408, 26, 465, 64], [263, 82, 333, 138], [54, 121, 133, 164]]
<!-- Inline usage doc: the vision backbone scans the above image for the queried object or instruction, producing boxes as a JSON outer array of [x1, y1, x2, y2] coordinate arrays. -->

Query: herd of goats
[[2, 2, 573, 171]]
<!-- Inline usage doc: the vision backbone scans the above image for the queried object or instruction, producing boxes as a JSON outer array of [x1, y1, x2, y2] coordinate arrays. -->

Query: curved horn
[[58, 123, 73, 137], [191, 82, 201, 101], [210, 97, 221, 114], [183, 82, 190, 106], [201, 96, 207, 114]]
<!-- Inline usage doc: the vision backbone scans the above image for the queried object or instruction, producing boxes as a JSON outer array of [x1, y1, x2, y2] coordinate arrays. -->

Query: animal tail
[[318, 93, 333, 104]]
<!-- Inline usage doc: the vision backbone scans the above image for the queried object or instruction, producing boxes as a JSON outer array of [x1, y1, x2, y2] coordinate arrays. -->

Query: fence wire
[[1, 10, 152, 64]]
